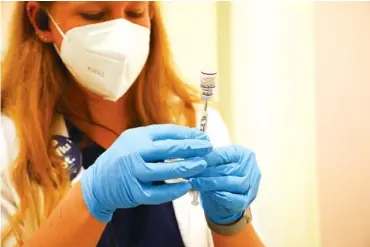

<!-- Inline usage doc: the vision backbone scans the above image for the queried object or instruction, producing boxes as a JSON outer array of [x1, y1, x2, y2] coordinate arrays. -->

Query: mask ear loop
[[47, 13, 66, 39], [47, 12, 71, 116], [47, 13, 67, 55]]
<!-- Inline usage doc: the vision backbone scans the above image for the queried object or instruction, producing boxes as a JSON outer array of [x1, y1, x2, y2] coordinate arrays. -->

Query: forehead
[[52, 1, 148, 10]]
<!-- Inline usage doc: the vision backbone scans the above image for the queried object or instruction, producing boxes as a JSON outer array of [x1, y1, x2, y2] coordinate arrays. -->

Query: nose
[[111, 8, 126, 20]]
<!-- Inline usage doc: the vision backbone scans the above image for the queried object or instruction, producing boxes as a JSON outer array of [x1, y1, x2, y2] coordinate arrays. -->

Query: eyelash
[[80, 12, 105, 21], [126, 11, 144, 18], [80, 11, 144, 21]]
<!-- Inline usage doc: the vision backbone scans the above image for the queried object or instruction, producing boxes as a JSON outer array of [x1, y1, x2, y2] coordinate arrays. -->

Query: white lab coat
[[0, 106, 261, 247]]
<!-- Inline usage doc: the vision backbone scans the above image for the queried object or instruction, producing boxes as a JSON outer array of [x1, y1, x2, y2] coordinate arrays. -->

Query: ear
[[26, 1, 54, 43]]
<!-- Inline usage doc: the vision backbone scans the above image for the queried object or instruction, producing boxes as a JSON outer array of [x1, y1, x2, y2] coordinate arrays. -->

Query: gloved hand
[[189, 145, 261, 225], [81, 124, 213, 223]]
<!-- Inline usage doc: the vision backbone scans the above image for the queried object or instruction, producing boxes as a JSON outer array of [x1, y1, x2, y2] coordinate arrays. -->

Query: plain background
[[162, 2, 370, 246], [2, 1, 370, 247]]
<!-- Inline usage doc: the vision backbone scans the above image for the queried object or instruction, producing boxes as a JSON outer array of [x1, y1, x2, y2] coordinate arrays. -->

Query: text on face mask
[[88, 66, 105, 78]]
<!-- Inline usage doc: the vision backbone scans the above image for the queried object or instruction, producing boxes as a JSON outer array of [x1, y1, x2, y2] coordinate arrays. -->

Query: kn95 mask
[[49, 15, 150, 101]]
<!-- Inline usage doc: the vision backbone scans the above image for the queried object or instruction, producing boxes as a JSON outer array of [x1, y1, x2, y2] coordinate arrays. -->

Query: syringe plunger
[[200, 69, 216, 101]]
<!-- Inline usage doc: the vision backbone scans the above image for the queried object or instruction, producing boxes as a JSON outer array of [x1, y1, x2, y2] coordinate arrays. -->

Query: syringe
[[191, 68, 217, 206]]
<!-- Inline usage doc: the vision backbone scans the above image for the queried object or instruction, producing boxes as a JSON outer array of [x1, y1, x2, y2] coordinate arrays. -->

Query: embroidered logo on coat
[[52, 135, 83, 181]]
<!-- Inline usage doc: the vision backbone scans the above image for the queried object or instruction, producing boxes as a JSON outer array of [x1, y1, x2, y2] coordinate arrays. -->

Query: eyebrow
[[62, 1, 149, 13], [65, 2, 107, 8]]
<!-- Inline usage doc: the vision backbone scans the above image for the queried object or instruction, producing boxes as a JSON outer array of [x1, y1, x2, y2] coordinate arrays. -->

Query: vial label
[[200, 115, 208, 132]]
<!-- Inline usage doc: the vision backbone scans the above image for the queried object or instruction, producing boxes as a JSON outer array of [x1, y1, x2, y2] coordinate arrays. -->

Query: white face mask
[[49, 16, 150, 101]]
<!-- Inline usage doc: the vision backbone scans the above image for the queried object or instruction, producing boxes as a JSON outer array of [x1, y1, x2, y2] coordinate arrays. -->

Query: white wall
[[315, 3, 370, 247], [164, 3, 370, 246], [160, 2, 218, 91], [0, 1, 15, 58], [162, 2, 321, 246], [230, 2, 319, 247]]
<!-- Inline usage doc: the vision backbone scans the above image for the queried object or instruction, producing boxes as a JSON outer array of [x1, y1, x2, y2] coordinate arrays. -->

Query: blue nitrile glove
[[81, 124, 213, 223], [189, 145, 261, 225]]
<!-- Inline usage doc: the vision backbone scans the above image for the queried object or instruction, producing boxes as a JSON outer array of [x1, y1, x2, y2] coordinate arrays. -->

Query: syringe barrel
[[192, 68, 217, 206], [199, 110, 208, 132]]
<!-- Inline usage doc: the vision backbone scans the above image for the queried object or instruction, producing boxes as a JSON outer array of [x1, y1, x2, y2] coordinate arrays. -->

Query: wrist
[[209, 212, 244, 225], [207, 208, 252, 236]]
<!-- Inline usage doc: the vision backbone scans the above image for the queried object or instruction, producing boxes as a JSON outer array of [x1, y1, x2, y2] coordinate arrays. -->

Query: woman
[[1, 2, 263, 247]]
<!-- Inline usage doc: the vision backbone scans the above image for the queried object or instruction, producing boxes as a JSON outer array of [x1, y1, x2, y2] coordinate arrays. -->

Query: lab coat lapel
[[172, 192, 213, 247]]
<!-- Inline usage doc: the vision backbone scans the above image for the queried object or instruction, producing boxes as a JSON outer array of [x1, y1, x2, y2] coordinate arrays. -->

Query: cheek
[[144, 17, 151, 29], [48, 17, 80, 50], [135, 15, 151, 29], [49, 23, 64, 50]]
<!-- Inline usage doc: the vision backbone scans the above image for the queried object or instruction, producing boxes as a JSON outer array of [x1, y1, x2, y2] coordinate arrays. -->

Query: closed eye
[[126, 10, 145, 19], [80, 12, 105, 21]]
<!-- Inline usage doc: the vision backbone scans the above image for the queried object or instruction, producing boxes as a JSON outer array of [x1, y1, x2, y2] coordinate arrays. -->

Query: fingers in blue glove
[[144, 139, 212, 161], [134, 156, 207, 182], [203, 145, 255, 167], [192, 152, 257, 178], [81, 124, 214, 223], [204, 191, 249, 224], [187, 145, 261, 225], [190, 163, 244, 177], [145, 124, 210, 141], [189, 176, 253, 194], [211, 191, 248, 211], [139, 182, 192, 205]]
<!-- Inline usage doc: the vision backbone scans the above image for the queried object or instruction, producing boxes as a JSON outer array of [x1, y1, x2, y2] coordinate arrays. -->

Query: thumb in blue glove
[[189, 145, 261, 225], [81, 124, 213, 223]]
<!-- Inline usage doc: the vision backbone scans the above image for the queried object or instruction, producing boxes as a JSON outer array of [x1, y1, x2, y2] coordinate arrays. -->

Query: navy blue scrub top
[[65, 120, 185, 247]]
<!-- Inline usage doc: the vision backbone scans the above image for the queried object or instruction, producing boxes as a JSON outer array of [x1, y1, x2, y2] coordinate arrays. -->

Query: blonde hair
[[1, 2, 199, 245]]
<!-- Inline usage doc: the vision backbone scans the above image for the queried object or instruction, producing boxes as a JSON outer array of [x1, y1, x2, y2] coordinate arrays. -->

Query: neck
[[60, 82, 128, 149]]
